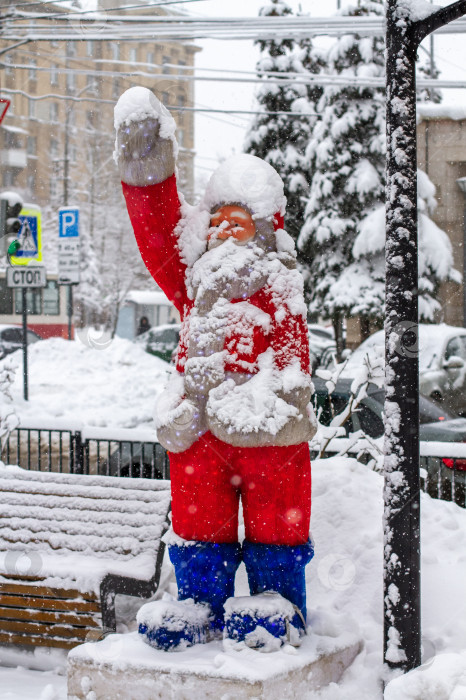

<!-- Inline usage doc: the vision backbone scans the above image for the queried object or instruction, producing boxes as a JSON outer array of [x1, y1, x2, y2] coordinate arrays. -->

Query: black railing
[[0, 426, 170, 480]]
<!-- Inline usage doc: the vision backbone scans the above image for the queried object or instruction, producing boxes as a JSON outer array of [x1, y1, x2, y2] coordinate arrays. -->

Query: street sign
[[6, 266, 47, 288], [8, 206, 42, 266], [58, 207, 80, 285]]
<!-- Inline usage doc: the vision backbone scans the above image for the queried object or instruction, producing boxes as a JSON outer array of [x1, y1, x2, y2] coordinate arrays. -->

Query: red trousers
[[169, 432, 311, 546]]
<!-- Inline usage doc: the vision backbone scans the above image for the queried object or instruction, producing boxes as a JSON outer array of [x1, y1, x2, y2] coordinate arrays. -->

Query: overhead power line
[[2, 60, 465, 90], [0, 88, 317, 116], [2, 14, 466, 41]]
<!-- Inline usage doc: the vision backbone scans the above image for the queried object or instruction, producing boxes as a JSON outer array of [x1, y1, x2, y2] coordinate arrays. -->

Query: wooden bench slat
[[0, 529, 159, 557], [0, 582, 98, 600], [1, 518, 164, 547], [0, 594, 101, 613], [0, 469, 169, 493], [0, 631, 86, 650], [0, 606, 100, 627], [0, 489, 170, 515], [0, 618, 97, 639], [0, 479, 170, 504], [0, 502, 167, 528]]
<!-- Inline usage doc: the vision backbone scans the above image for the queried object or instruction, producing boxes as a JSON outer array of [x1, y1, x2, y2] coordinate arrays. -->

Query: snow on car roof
[[343, 323, 466, 375]]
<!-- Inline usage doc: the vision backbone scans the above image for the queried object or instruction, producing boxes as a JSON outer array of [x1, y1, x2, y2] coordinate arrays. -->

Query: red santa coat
[[122, 174, 311, 379]]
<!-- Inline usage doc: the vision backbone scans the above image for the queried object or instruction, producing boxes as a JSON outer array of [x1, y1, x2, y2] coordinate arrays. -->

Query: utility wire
[[2, 0, 210, 21]]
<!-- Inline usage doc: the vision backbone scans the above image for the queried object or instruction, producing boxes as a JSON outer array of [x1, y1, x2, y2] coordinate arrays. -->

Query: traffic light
[[0, 191, 23, 256]]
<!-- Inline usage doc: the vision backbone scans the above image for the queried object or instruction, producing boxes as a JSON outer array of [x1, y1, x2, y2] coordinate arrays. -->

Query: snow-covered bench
[[0, 465, 171, 650]]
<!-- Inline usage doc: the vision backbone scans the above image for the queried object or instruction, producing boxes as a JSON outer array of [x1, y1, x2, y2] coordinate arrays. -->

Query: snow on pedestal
[[67, 629, 362, 700]]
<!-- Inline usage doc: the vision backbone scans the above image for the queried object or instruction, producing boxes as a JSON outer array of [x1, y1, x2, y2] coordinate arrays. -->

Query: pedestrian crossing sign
[[9, 205, 42, 266]]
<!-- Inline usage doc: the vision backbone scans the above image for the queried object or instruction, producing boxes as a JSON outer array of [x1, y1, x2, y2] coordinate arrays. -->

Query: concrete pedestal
[[68, 630, 362, 700]]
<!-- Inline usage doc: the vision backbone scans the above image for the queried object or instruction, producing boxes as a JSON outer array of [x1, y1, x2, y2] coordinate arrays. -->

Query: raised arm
[[114, 88, 188, 313]]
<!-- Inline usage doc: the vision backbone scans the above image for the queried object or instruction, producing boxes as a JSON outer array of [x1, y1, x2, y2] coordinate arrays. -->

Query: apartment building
[[0, 0, 198, 213]]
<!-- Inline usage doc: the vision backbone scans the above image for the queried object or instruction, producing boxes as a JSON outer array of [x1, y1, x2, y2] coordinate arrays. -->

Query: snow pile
[[137, 595, 211, 633], [224, 591, 296, 621], [0, 335, 170, 430], [202, 153, 286, 221], [384, 651, 466, 699], [395, 0, 441, 22]]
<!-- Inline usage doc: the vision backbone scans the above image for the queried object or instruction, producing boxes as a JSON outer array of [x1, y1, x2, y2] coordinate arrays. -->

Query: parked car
[[135, 323, 181, 363], [341, 324, 466, 416], [0, 324, 42, 360], [99, 441, 169, 480], [312, 376, 466, 505]]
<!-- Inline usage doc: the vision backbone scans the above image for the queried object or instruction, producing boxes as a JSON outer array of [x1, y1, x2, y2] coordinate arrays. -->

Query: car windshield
[[150, 328, 179, 344], [370, 390, 456, 423]]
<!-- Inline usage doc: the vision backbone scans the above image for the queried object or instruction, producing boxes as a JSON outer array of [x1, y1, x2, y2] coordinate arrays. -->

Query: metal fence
[[0, 424, 170, 480], [1, 425, 465, 507]]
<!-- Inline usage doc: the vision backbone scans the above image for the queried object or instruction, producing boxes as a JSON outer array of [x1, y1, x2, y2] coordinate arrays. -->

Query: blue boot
[[224, 539, 314, 649], [242, 539, 314, 624], [169, 540, 242, 633]]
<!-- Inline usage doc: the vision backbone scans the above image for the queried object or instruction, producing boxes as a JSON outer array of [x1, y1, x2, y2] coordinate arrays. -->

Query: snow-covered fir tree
[[244, 0, 324, 244], [0, 359, 18, 450], [297, 0, 386, 354], [348, 170, 461, 321]]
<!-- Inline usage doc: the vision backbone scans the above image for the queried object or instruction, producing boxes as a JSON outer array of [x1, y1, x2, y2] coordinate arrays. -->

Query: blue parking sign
[[59, 207, 80, 238]]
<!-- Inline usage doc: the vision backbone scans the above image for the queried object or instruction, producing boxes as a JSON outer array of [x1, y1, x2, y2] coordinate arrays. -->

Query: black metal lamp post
[[385, 0, 466, 674], [456, 176, 466, 329]]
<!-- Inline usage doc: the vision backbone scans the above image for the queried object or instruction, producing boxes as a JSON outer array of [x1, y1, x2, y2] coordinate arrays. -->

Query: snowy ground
[[1, 338, 466, 698], [3, 335, 170, 430]]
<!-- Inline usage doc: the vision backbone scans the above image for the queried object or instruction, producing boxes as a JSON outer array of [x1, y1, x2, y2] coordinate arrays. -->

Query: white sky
[[183, 0, 466, 198]]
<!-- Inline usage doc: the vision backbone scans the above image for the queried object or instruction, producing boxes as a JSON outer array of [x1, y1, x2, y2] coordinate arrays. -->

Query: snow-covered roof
[[417, 103, 466, 123], [125, 290, 173, 307]]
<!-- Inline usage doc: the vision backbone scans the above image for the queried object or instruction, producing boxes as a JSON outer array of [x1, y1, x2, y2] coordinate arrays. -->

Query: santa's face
[[208, 205, 256, 248]]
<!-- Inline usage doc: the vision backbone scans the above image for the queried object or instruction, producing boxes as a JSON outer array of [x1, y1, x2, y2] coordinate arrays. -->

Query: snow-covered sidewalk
[[1, 456, 465, 699]]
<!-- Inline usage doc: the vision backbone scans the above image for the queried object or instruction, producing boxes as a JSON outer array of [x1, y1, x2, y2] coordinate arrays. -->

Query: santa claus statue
[[115, 87, 316, 652]]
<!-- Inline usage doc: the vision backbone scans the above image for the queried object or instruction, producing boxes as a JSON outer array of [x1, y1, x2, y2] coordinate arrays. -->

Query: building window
[[28, 100, 36, 119], [147, 51, 154, 67], [162, 91, 169, 105], [66, 41, 77, 57], [50, 177, 57, 199], [3, 171, 14, 187], [66, 71, 76, 92], [27, 136, 37, 156], [43, 281, 59, 315], [86, 74, 97, 94], [162, 55, 170, 73], [50, 102, 59, 122], [178, 128, 185, 147], [112, 78, 121, 99], [50, 64, 59, 86], [27, 173, 36, 194], [15, 288, 42, 315], [129, 48, 137, 64], [111, 42, 120, 60], [67, 109, 75, 127], [50, 137, 59, 159], [87, 40, 95, 57], [86, 110, 95, 129], [28, 59, 37, 82], [5, 55, 13, 77], [0, 278, 13, 315], [70, 143, 77, 163]]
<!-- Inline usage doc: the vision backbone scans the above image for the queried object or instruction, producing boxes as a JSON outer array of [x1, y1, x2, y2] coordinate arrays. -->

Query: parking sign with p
[[58, 207, 80, 285], [59, 208, 80, 238]]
